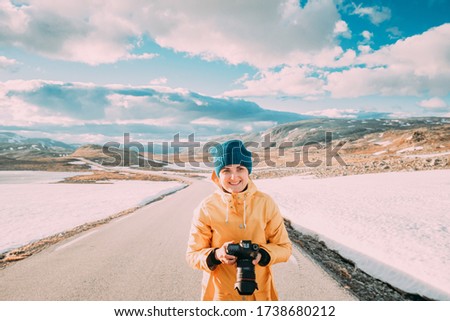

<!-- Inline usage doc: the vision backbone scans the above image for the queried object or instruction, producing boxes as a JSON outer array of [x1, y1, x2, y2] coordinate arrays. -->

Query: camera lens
[[235, 259, 258, 296]]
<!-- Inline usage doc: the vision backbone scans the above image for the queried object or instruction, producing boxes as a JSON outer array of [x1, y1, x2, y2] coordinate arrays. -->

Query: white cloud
[[122, 53, 159, 61], [0, 0, 29, 35], [233, 73, 250, 85], [363, 24, 450, 77], [351, 3, 391, 25], [113, 118, 177, 126], [149, 77, 168, 85], [226, 23, 450, 101], [190, 117, 223, 126], [0, 56, 18, 69], [150, 0, 342, 68], [303, 108, 358, 118], [326, 67, 414, 98], [326, 24, 450, 98], [1, 1, 449, 109], [0, 79, 55, 93], [224, 65, 325, 98], [357, 31, 373, 53], [223, 45, 360, 99], [106, 93, 148, 111], [358, 45, 372, 54], [386, 26, 402, 39], [303, 108, 392, 119], [0, 0, 156, 65], [0, 0, 341, 68], [418, 97, 448, 109], [361, 30, 373, 41], [0, 79, 304, 142], [0, 91, 79, 127], [333, 20, 351, 38]]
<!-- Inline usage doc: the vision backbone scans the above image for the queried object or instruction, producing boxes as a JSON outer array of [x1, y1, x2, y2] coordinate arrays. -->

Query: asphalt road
[[0, 178, 354, 300]]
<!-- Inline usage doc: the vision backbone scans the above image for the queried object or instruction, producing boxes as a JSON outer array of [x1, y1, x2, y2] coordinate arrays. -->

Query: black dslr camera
[[226, 240, 260, 295]]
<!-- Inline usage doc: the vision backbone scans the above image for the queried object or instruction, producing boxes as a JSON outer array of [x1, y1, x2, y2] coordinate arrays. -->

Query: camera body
[[226, 240, 260, 295]]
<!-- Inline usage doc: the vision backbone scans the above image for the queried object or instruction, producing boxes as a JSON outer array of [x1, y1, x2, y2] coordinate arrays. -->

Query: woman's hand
[[252, 252, 262, 265], [215, 241, 237, 265]]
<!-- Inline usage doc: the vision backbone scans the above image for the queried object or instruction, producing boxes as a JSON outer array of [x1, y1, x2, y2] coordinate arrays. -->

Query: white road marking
[[55, 230, 98, 252]]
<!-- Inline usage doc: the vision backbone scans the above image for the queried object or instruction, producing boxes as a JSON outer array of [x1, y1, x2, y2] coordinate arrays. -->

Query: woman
[[186, 139, 292, 301]]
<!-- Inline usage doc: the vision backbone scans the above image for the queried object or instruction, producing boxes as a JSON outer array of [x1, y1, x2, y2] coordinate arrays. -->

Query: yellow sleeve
[[260, 197, 292, 265], [186, 202, 215, 272]]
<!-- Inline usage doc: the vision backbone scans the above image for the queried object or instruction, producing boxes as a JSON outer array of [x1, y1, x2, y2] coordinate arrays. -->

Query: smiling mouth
[[229, 181, 241, 186]]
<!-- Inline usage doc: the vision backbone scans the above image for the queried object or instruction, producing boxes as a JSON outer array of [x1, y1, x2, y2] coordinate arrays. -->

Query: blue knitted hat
[[211, 140, 252, 177]]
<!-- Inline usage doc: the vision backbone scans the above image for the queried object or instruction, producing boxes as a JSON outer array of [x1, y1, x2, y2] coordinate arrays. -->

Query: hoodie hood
[[211, 170, 257, 229]]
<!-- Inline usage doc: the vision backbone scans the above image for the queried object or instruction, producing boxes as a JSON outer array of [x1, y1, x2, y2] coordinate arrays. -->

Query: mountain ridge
[[0, 117, 449, 172]]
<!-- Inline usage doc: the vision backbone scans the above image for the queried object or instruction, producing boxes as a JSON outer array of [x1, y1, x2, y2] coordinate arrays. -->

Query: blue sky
[[0, 0, 449, 143]]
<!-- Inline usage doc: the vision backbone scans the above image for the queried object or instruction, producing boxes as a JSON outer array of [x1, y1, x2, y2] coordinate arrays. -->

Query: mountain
[[70, 144, 166, 168], [0, 132, 76, 159], [203, 117, 450, 177], [218, 117, 450, 148], [0, 132, 75, 149], [1, 117, 449, 172]]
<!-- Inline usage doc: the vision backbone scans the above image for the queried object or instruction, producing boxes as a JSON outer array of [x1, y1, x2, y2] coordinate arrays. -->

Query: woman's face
[[219, 164, 249, 194]]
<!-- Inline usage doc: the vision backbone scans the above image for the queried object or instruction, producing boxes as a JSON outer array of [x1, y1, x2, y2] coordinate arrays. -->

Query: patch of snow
[[256, 170, 450, 300], [403, 152, 450, 159], [0, 172, 185, 253], [0, 171, 90, 184], [397, 146, 424, 154], [68, 161, 86, 165], [374, 140, 392, 147]]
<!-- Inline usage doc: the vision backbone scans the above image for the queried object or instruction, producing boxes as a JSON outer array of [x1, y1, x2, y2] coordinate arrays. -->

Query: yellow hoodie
[[186, 172, 292, 301]]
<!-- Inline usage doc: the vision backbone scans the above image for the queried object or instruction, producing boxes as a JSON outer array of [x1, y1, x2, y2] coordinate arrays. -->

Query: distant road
[[0, 178, 354, 300]]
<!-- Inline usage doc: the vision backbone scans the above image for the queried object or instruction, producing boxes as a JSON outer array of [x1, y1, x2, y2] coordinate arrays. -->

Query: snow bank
[[0, 172, 185, 254], [256, 170, 450, 300], [0, 171, 90, 184]]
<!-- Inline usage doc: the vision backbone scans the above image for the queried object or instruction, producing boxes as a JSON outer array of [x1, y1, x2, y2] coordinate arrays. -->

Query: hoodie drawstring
[[243, 199, 247, 229], [222, 194, 229, 224], [222, 194, 247, 229]]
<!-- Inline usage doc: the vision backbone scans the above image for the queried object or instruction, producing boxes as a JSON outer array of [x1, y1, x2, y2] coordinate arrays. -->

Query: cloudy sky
[[1, 0, 449, 143]]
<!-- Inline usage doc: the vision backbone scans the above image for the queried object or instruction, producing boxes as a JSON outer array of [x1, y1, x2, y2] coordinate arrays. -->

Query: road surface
[[0, 178, 354, 300]]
